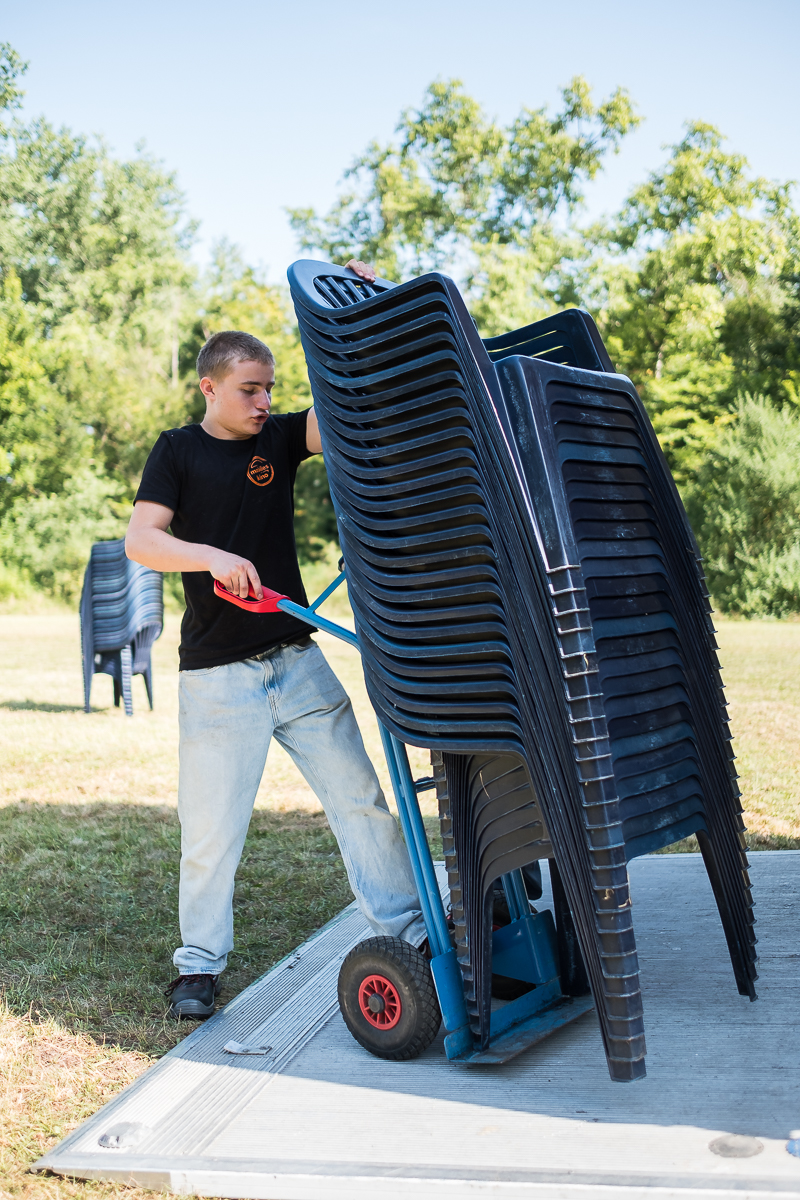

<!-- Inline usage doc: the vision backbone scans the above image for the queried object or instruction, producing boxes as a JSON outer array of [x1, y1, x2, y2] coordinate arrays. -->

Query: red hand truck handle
[[213, 579, 290, 613]]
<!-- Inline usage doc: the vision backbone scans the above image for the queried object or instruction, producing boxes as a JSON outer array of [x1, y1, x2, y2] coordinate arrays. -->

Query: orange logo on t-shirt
[[247, 456, 275, 487]]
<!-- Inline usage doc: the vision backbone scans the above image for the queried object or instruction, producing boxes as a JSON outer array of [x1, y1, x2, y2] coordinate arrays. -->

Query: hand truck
[[215, 570, 595, 1063]]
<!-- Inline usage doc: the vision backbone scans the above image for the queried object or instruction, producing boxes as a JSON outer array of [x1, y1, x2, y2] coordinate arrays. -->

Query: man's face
[[200, 359, 275, 439]]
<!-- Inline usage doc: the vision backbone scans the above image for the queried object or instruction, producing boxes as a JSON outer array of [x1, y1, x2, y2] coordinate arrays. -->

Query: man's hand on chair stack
[[345, 259, 377, 283]]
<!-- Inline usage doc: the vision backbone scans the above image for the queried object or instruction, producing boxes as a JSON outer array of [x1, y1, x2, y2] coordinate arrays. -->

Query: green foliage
[[288, 76, 639, 282], [466, 231, 589, 336], [0, 270, 87, 516], [602, 123, 800, 484], [0, 42, 197, 495], [293, 456, 339, 563], [0, 44, 197, 599], [0, 468, 126, 601], [0, 43, 26, 116], [291, 84, 800, 614], [1, 42, 798, 613], [686, 396, 800, 616]]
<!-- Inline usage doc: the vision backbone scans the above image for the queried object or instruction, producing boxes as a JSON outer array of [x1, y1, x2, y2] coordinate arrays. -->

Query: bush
[[293, 456, 339, 563], [686, 396, 800, 616], [0, 469, 126, 602], [0, 560, 30, 601]]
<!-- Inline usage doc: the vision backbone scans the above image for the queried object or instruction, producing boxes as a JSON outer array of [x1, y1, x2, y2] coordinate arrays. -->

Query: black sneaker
[[165, 973, 221, 1019]]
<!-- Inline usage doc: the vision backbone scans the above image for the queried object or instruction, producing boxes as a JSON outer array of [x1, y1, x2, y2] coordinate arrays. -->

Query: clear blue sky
[[5, 0, 800, 281]]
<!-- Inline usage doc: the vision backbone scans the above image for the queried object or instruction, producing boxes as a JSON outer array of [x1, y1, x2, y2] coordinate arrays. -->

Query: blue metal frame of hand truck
[[278, 567, 595, 1064]]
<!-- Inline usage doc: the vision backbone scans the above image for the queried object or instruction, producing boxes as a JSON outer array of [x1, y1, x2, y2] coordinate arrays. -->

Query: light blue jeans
[[174, 637, 425, 975]]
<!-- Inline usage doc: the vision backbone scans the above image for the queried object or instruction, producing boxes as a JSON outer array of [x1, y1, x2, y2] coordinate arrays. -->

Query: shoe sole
[[169, 998, 216, 1019]]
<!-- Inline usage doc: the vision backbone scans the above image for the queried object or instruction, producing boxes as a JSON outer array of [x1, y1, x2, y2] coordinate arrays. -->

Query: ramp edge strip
[[33, 1152, 800, 1197]]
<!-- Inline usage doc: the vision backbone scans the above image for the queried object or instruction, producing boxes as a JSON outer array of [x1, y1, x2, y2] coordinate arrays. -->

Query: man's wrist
[[153, 533, 214, 574], [192, 544, 220, 574]]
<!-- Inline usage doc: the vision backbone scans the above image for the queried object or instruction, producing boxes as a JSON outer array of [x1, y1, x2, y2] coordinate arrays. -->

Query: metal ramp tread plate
[[37, 854, 800, 1199]]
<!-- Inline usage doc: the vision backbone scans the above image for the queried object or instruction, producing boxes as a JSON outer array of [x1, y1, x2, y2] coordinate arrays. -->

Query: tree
[[0, 42, 198, 491], [602, 123, 800, 483], [0, 43, 197, 597], [685, 396, 800, 614], [0, 268, 127, 599], [289, 76, 639, 301], [0, 270, 85, 514], [2, 39, 798, 610]]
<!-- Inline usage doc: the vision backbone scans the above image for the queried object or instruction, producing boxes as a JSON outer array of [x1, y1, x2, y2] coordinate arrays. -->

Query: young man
[[126, 262, 425, 1018]]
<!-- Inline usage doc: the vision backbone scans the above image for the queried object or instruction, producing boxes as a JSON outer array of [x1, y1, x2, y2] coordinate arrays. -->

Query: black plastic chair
[[483, 308, 615, 372], [80, 539, 163, 716], [287, 260, 756, 1082]]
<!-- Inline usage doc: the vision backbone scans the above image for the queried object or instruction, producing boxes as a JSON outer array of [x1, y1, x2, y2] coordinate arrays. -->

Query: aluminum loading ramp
[[37, 853, 800, 1199]]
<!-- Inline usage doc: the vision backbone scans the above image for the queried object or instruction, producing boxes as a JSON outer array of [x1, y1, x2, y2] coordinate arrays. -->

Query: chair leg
[[121, 644, 134, 717], [696, 829, 757, 1000], [549, 857, 590, 998], [143, 663, 154, 710], [113, 678, 121, 708]]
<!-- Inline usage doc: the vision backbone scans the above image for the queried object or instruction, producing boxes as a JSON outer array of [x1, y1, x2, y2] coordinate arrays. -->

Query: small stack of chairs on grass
[[80, 538, 163, 716], [288, 259, 756, 1083]]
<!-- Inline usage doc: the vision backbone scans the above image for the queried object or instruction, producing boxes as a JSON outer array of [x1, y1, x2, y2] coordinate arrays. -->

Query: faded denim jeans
[[174, 637, 425, 975]]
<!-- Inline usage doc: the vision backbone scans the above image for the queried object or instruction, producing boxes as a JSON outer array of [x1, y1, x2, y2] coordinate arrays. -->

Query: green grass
[[0, 803, 354, 1198], [0, 801, 353, 1053], [0, 596, 797, 1196]]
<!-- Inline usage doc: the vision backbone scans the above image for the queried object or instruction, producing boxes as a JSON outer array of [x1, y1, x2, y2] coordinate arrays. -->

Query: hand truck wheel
[[337, 936, 441, 1061]]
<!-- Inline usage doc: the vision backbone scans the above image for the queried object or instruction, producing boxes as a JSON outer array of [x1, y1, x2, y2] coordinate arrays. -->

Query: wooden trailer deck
[[36, 851, 800, 1199]]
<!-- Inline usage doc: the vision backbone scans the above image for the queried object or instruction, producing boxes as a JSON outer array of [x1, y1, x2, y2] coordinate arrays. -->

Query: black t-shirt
[[135, 412, 313, 670]]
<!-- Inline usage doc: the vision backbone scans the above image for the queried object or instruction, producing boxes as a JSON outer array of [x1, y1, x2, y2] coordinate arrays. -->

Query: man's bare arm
[[125, 501, 264, 599], [306, 407, 322, 454]]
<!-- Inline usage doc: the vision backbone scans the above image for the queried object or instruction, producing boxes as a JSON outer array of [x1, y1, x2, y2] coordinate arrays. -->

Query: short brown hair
[[196, 330, 274, 381]]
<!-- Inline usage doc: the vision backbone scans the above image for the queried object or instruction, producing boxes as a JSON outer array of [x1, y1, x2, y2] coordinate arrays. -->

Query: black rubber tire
[[338, 936, 441, 1061]]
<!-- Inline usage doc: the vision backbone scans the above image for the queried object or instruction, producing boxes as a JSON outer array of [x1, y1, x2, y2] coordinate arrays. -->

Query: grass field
[[1, 582, 799, 1197]]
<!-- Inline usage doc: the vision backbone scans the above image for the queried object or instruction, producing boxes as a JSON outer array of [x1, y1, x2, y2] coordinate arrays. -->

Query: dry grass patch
[[0, 1007, 154, 1198], [716, 619, 800, 843], [656, 618, 800, 852]]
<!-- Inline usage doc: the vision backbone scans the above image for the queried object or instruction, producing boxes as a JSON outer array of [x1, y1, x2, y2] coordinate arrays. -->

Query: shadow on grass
[[0, 801, 353, 1057], [0, 700, 91, 714]]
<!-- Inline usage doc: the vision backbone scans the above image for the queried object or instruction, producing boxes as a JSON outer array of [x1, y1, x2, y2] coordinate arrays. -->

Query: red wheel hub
[[358, 974, 402, 1030]]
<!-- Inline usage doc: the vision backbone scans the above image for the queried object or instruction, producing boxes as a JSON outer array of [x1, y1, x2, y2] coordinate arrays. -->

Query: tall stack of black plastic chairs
[[80, 539, 163, 716], [288, 259, 757, 1082]]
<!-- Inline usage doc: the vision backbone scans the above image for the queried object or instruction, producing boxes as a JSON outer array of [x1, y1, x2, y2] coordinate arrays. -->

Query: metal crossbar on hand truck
[[214, 567, 594, 1064]]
